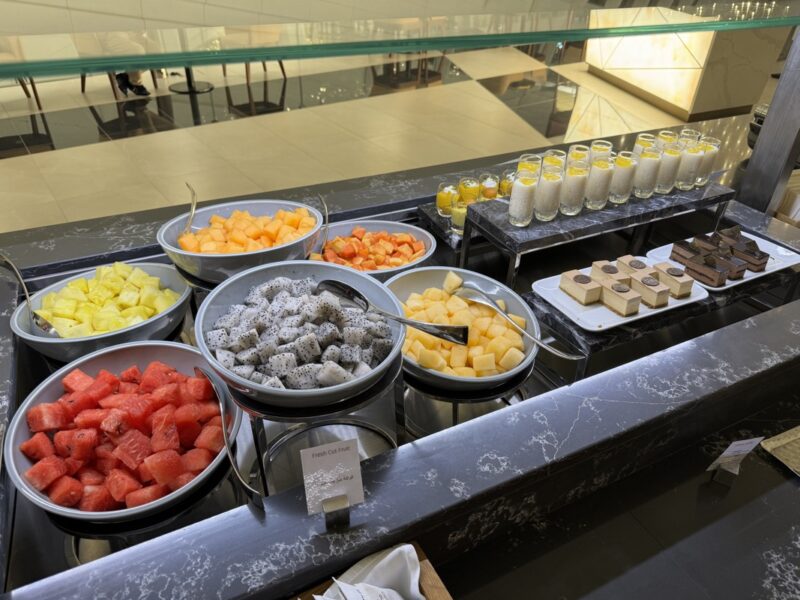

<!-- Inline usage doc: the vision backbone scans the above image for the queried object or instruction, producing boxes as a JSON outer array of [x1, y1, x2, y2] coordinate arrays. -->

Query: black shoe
[[115, 73, 130, 96], [128, 84, 151, 97]]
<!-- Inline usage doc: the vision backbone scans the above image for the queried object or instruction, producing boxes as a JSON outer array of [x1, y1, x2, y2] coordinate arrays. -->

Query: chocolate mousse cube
[[669, 240, 709, 266], [685, 254, 729, 287]]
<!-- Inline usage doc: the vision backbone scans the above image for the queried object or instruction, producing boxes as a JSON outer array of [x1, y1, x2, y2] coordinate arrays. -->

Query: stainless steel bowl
[[4, 341, 242, 523], [157, 199, 323, 284], [195, 260, 405, 408], [310, 220, 437, 282], [385, 266, 540, 392], [10, 263, 191, 363]]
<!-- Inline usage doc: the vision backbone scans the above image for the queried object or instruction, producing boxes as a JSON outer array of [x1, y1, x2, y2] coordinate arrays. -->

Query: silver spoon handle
[[0, 253, 34, 325], [502, 312, 584, 361], [182, 181, 198, 235], [368, 304, 467, 345]]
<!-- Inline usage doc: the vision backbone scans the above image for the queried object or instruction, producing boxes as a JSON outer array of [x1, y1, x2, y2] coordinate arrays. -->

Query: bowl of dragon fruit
[[195, 261, 405, 408]]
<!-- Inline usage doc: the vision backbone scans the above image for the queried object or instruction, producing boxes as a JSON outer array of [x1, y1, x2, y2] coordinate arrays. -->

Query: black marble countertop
[[468, 182, 735, 255], [416, 202, 476, 250]]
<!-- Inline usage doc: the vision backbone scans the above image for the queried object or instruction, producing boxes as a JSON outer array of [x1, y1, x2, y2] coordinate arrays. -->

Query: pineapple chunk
[[153, 292, 177, 313], [59, 287, 87, 302], [508, 313, 527, 329], [63, 323, 94, 339], [499, 347, 526, 370], [34, 309, 53, 322], [442, 271, 463, 294], [126, 267, 150, 288], [139, 285, 160, 309], [418, 348, 447, 371], [121, 306, 153, 320], [95, 266, 114, 280], [100, 275, 125, 294], [141, 275, 161, 289], [67, 278, 89, 293], [52, 298, 78, 319], [41, 292, 58, 309], [87, 285, 114, 306], [116, 288, 140, 309], [472, 353, 496, 372], [449, 345, 468, 368], [113, 261, 134, 278]]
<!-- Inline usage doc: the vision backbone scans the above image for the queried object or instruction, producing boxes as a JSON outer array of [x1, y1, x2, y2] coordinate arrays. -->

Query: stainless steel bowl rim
[[156, 199, 323, 259], [384, 266, 540, 385], [195, 260, 405, 400], [3, 340, 242, 522], [9, 262, 191, 346]]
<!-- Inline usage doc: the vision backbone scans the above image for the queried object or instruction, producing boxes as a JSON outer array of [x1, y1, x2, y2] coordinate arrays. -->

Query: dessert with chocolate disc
[[616, 254, 657, 277], [685, 254, 729, 287], [590, 260, 631, 285], [716, 225, 743, 246], [731, 239, 769, 272], [692, 233, 719, 252], [669, 240, 709, 266], [653, 262, 694, 298], [629, 271, 670, 308], [600, 279, 641, 316], [712, 244, 747, 279], [559, 270, 602, 305]]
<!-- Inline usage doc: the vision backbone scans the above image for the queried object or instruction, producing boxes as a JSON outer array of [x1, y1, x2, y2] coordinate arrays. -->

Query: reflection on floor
[[0, 46, 767, 233]]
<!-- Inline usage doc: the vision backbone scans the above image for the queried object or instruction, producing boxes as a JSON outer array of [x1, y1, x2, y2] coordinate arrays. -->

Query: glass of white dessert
[[633, 133, 656, 156], [479, 173, 499, 201], [559, 160, 589, 216], [450, 194, 467, 235], [568, 144, 590, 163], [656, 130, 678, 150], [695, 136, 720, 186], [499, 169, 516, 198], [633, 148, 662, 199], [609, 151, 638, 205], [459, 177, 480, 205], [654, 142, 682, 194], [675, 141, 705, 191], [436, 182, 457, 218], [590, 139, 613, 161], [585, 155, 615, 210], [679, 128, 702, 143], [535, 165, 562, 222], [543, 149, 567, 172], [508, 169, 538, 227], [517, 153, 541, 175]]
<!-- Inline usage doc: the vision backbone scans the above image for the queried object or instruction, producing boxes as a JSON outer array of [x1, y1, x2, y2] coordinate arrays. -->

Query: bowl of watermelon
[[4, 341, 242, 522]]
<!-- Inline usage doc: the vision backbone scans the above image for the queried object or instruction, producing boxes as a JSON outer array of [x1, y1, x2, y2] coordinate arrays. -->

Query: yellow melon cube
[[422, 287, 444, 301], [402, 339, 412, 354], [472, 353, 496, 372], [442, 271, 463, 294], [410, 340, 426, 357], [486, 324, 507, 339], [467, 346, 484, 365], [467, 327, 481, 346], [486, 337, 513, 362], [416, 331, 440, 350], [453, 366, 476, 377], [473, 317, 492, 334], [445, 295, 469, 314], [450, 309, 475, 326], [509, 313, 527, 329], [478, 336, 492, 347], [443, 366, 457, 376], [418, 348, 447, 371], [433, 315, 451, 326], [477, 369, 500, 377], [449, 345, 468, 368], [502, 329, 524, 350], [477, 305, 495, 317], [499, 347, 526, 370], [426, 302, 448, 321]]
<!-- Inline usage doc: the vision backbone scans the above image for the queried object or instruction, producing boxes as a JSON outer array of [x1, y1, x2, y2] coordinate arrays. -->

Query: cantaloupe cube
[[502, 329, 524, 350], [453, 367, 476, 377], [486, 323, 506, 339], [418, 349, 447, 371], [486, 337, 513, 362], [450, 309, 475, 326], [283, 212, 300, 228], [422, 288, 444, 301], [499, 347, 526, 370], [445, 295, 469, 314], [509, 313, 527, 329], [264, 219, 283, 241], [449, 345, 468, 368], [472, 353, 496, 372], [442, 271, 463, 294], [472, 317, 492, 334]]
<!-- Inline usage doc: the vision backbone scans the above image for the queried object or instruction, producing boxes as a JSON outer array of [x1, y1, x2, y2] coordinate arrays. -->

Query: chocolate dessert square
[[716, 225, 743, 246], [692, 234, 719, 252], [712, 245, 748, 279], [731, 239, 769, 272], [669, 240, 709, 266], [685, 254, 729, 287]]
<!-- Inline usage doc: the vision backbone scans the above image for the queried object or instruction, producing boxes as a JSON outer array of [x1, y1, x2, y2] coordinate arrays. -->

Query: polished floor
[[0, 45, 777, 233]]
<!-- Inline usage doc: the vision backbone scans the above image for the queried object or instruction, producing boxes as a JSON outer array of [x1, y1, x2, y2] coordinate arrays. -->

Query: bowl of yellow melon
[[10, 262, 190, 363], [385, 268, 540, 391], [157, 200, 323, 284]]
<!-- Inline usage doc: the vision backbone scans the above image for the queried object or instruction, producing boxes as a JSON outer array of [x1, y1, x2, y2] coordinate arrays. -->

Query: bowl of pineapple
[[385, 268, 540, 391], [10, 262, 191, 362], [157, 200, 323, 284]]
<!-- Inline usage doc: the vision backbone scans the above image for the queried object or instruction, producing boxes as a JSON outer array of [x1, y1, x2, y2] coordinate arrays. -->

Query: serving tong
[[0, 254, 59, 338]]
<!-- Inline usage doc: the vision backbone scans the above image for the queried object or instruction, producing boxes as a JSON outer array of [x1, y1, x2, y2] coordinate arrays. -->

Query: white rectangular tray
[[531, 256, 709, 332], [646, 231, 800, 291]]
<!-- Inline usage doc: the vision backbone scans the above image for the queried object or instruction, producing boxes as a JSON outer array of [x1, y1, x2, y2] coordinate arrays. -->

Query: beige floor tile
[[307, 102, 410, 141], [307, 138, 412, 178], [0, 200, 68, 234], [448, 47, 548, 80], [0, 155, 57, 206], [58, 181, 170, 222], [234, 152, 347, 191], [368, 130, 478, 168], [149, 164, 264, 205], [186, 118, 289, 159]]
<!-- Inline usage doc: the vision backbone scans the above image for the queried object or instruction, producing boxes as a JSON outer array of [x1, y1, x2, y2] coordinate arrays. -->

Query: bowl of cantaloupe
[[157, 199, 323, 284], [10, 262, 191, 363], [385, 268, 540, 391]]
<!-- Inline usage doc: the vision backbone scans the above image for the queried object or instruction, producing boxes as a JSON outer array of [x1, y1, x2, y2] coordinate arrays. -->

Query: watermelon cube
[[53, 430, 75, 457], [181, 448, 214, 473], [95, 443, 115, 459], [59, 389, 101, 419], [118, 382, 139, 394], [79, 484, 118, 512], [62, 369, 95, 393], [71, 429, 100, 460], [150, 406, 179, 453], [168, 472, 196, 492], [174, 404, 202, 447], [94, 456, 119, 475], [120, 395, 154, 430], [125, 484, 169, 508], [185, 377, 214, 403], [196, 402, 220, 423], [149, 384, 180, 410], [48, 476, 83, 507], [19, 432, 55, 461], [25, 455, 68, 491], [77, 467, 105, 485], [95, 369, 120, 393], [112, 429, 151, 470], [139, 362, 175, 393], [143, 450, 185, 485], [138, 462, 154, 483], [167, 370, 189, 384], [98, 395, 127, 409], [194, 425, 224, 453], [100, 409, 132, 437], [65, 458, 84, 475], [26, 402, 68, 432], [74, 408, 111, 429], [105, 468, 143, 502], [205, 416, 222, 428], [120, 365, 142, 383]]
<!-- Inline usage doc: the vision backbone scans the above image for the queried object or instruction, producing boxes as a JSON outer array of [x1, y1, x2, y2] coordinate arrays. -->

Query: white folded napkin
[[313, 543, 425, 600]]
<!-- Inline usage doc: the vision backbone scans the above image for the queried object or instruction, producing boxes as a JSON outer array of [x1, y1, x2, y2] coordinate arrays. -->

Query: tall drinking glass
[[679, 128, 702, 144], [633, 148, 662, 199], [568, 144, 590, 163], [655, 143, 682, 194], [508, 169, 538, 227], [450, 195, 467, 235], [543, 149, 567, 172], [656, 130, 678, 150], [459, 177, 480, 204], [436, 183, 457, 218], [590, 139, 613, 161], [585, 156, 614, 210], [535, 166, 562, 222], [675, 141, 704, 191], [559, 160, 589, 216], [609, 151, 638, 205], [695, 136, 720, 186], [517, 154, 541, 175]]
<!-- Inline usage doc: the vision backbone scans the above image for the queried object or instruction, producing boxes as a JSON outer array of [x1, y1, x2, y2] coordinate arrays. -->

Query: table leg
[[248, 415, 270, 497], [451, 402, 459, 427], [505, 252, 521, 287], [168, 67, 214, 95], [458, 219, 473, 268]]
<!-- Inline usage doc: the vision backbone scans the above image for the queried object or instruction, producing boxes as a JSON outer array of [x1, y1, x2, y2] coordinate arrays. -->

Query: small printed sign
[[300, 439, 364, 515], [706, 437, 764, 473]]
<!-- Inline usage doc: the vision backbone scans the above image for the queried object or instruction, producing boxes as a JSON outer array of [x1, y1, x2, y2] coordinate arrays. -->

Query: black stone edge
[[7, 294, 800, 599], [723, 200, 800, 252]]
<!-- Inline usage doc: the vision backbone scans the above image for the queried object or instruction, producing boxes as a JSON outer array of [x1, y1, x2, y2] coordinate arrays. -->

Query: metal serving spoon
[[315, 280, 469, 345], [0, 253, 59, 338], [182, 181, 198, 235], [454, 283, 584, 361]]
